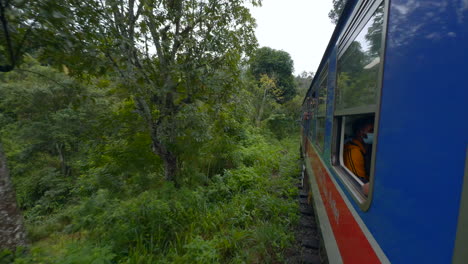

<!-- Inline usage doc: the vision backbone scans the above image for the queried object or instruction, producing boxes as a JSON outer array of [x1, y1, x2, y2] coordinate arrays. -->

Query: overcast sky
[[249, 0, 336, 75]]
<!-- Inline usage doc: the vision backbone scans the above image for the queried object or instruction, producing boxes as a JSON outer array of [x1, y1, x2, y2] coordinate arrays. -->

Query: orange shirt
[[343, 138, 368, 180]]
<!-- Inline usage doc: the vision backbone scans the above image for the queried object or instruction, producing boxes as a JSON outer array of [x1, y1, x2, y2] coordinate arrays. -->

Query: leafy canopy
[[250, 47, 296, 104]]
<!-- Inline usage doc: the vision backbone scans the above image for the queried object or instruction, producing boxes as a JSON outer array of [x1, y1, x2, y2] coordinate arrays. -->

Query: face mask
[[363, 133, 374, 144]]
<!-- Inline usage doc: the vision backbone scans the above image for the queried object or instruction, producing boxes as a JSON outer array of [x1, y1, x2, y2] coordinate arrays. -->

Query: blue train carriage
[[300, 0, 468, 263]]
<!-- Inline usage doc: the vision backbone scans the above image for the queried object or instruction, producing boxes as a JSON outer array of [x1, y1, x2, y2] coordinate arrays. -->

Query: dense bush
[[11, 134, 300, 263], [1, 56, 304, 264]]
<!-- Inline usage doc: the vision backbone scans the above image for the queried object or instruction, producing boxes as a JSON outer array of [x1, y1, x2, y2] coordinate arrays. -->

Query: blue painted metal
[[367, 1, 468, 262], [302, 0, 468, 263]]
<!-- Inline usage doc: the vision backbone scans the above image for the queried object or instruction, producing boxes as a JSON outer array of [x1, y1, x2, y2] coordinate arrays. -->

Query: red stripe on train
[[307, 140, 380, 264]]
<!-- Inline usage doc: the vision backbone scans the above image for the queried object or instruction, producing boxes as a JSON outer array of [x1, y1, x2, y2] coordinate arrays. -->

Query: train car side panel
[[301, 0, 468, 263], [358, 1, 468, 263]]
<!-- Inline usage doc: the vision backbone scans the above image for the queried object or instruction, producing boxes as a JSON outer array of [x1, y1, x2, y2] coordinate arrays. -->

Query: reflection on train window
[[335, 4, 384, 115], [315, 69, 328, 151], [332, 4, 384, 199], [308, 90, 317, 140], [303, 95, 311, 137]]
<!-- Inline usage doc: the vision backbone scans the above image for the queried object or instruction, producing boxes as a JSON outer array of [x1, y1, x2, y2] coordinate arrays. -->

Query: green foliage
[[266, 113, 297, 140], [250, 47, 297, 104], [245, 47, 303, 140], [45, 0, 263, 182], [11, 131, 300, 263], [174, 236, 220, 264], [0, 59, 99, 214], [0, 2, 308, 262], [0, 249, 15, 264], [7, 241, 116, 264], [52, 244, 116, 264]]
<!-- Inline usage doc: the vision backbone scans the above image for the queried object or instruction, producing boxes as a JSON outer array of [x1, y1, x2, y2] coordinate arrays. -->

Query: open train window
[[332, 114, 375, 196], [331, 2, 385, 205]]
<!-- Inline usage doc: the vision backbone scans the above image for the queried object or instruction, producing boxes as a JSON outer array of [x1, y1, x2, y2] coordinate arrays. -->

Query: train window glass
[[302, 97, 309, 135], [304, 94, 313, 137], [332, 4, 384, 201], [315, 71, 328, 150], [317, 74, 327, 117], [309, 86, 318, 140], [316, 118, 325, 149], [335, 5, 384, 115]]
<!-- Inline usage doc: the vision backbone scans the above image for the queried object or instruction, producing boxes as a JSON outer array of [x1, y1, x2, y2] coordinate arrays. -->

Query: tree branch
[[128, 0, 135, 41], [103, 51, 126, 79], [15, 68, 70, 89], [147, 17, 166, 69], [13, 18, 37, 64]]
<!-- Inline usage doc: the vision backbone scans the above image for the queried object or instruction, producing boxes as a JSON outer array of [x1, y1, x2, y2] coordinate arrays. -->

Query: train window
[[315, 70, 328, 151], [304, 94, 313, 138], [332, 3, 384, 202], [335, 4, 384, 115], [309, 85, 318, 140], [334, 114, 375, 178]]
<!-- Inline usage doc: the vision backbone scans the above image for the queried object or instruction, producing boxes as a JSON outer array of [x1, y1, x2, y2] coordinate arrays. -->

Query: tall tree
[[65, 0, 260, 182], [250, 47, 296, 104], [0, 0, 260, 252], [255, 74, 276, 126]]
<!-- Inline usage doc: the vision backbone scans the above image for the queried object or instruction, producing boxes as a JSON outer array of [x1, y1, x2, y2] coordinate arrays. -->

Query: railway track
[[284, 167, 327, 264]]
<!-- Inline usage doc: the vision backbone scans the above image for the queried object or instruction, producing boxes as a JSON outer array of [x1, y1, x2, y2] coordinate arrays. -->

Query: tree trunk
[[55, 142, 68, 176], [134, 97, 179, 184], [148, 127, 178, 183], [162, 151, 178, 183], [0, 142, 27, 251]]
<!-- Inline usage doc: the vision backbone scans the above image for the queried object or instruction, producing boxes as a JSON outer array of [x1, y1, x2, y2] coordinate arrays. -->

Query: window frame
[[330, 0, 388, 211]]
